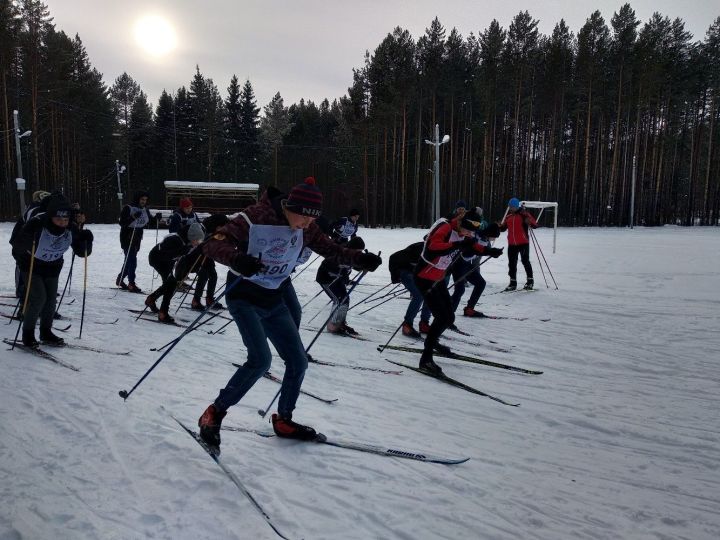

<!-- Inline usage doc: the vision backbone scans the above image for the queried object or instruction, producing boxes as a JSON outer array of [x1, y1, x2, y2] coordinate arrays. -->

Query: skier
[[186, 214, 230, 310], [9, 190, 52, 298], [450, 210, 501, 317], [145, 222, 206, 323], [499, 198, 538, 290], [316, 236, 365, 336], [389, 241, 427, 338], [11, 194, 93, 347], [169, 197, 200, 233], [196, 177, 381, 449], [413, 209, 503, 374], [331, 209, 360, 244], [117, 190, 160, 292]]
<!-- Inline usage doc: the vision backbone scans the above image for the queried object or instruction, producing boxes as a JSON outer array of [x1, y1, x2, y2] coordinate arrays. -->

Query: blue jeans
[[120, 248, 138, 283], [282, 283, 302, 329], [400, 271, 424, 326], [214, 297, 308, 418]]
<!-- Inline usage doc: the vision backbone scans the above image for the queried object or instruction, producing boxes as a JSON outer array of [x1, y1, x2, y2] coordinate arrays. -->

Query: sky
[[47, 0, 718, 112]]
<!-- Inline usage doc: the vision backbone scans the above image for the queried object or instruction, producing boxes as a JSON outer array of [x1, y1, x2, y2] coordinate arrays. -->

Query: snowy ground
[[0, 222, 719, 540]]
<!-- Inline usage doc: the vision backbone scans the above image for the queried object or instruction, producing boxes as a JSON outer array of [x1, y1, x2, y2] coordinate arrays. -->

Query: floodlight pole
[[13, 110, 28, 214], [115, 160, 124, 211], [425, 124, 449, 223], [629, 153, 637, 229]]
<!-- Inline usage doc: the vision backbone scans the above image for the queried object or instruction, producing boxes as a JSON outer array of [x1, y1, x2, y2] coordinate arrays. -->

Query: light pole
[[424, 124, 450, 223], [115, 160, 127, 211], [13, 110, 32, 214]]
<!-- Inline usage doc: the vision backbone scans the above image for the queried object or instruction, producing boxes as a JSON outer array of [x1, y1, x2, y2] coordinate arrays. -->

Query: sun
[[134, 15, 177, 58]]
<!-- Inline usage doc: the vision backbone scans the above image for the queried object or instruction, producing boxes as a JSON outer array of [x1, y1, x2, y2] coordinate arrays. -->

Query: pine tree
[[224, 75, 242, 179], [260, 92, 292, 185], [238, 78, 260, 181]]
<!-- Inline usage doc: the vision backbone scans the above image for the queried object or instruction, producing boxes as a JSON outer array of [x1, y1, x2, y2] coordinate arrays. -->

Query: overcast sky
[[48, 0, 717, 111]]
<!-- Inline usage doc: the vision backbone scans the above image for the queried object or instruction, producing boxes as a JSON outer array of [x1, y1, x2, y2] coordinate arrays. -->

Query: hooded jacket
[[119, 191, 158, 250]]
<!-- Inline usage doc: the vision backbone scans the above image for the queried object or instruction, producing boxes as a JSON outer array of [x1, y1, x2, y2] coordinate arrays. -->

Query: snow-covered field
[[1, 222, 719, 540]]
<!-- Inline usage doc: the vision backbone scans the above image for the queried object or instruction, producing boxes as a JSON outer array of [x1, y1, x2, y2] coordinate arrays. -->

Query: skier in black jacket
[[117, 190, 160, 293], [11, 194, 93, 347]]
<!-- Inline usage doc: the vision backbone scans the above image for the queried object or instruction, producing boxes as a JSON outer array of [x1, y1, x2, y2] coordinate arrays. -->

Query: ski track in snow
[[1, 223, 719, 539]]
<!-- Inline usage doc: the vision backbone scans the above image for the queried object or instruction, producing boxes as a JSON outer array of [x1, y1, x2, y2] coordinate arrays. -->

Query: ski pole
[[290, 253, 321, 281], [55, 253, 75, 318], [174, 255, 206, 314], [258, 270, 370, 418], [351, 283, 402, 310], [529, 229, 549, 289], [119, 273, 245, 401], [304, 269, 354, 318], [301, 287, 325, 310], [11, 240, 36, 350], [78, 245, 88, 339], [135, 252, 203, 321], [151, 216, 160, 290], [530, 228, 558, 289], [349, 281, 396, 310], [150, 310, 223, 352], [8, 296, 22, 324], [357, 288, 407, 315], [208, 317, 234, 335]]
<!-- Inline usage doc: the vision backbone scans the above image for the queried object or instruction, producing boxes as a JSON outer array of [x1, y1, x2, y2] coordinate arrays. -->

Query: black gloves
[[77, 229, 93, 243], [354, 252, 382, 272], [232, 253, 264, 277], [484, 247, 503, 258], [155, 212, 163, 220], [454, 237, 475, 249]]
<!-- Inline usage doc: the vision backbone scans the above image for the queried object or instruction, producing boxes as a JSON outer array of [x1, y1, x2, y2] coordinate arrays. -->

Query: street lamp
[[425, 124, 450, 223], [13, 110, 32, 214], [115, 160, 127, 211]]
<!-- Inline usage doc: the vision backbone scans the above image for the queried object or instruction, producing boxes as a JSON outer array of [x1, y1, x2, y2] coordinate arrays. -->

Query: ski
[[0, 313, 71, 332], [164, 410, 291, 540], [94, 318, 120, 325], [448, 325, 471, 336], [477, 313, 550, 322], [380, 344, 542, 375], [222, 425, 469, 465], [385, 359, 520, 406], [3, 338, 80, 371], [180, 306, 232, 320], [127, 310, 189, 328], [256, 368, 338, 404], [42, 341, 130, 356], [308, 356, 402, 375], [439, 333, 512, 354], [301, 326, 371, 341]]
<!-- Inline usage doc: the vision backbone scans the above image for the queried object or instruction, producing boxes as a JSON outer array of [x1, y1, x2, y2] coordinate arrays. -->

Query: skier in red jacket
[[414, 209, 503, 374], [499, 198, 538, 290]]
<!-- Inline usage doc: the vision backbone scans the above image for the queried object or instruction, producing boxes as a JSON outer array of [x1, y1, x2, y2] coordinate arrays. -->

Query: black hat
[[460, 209, 483, 232], [484, 222, 501, 239], [347, 236, 365, 250], [285, 177, 323, 217], [46, 194, 72, 219]]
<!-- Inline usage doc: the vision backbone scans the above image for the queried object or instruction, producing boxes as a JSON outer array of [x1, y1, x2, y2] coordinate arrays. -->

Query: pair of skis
[[3, 338, 131, 372]]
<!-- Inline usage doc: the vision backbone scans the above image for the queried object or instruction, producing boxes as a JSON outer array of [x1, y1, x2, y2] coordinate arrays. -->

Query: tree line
[[1, 1, 718, 226]]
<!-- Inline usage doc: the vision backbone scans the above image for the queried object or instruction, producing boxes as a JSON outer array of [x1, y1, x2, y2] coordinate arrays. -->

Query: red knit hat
[[180, 197, 193, 209], [285, 177, 323, 217]]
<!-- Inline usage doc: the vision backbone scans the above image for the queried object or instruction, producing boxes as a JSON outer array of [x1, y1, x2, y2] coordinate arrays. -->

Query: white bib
[[128, 206, 149, 228], [340, 219, 356, 238], [35, 228, 72, 262], [232, 213, 304, 290]]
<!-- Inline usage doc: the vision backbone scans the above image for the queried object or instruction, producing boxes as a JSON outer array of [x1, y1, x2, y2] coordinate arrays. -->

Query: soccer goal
[[521, 201, 558, 253]]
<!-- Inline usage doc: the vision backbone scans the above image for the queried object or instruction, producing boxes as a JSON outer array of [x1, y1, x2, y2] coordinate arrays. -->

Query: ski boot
[[127, 283, 143, 294], [401, 322, 421, 338], [158, 310, 176, 324], [22, 329, 40, 348], [116, 275, 128, 290], [418, 351, 443, 376], [191, 298, 205, 311], [145, 294, 160, 313], [523, 278, 534, 291], [207, 297, 224, 310], [271, 413, 317, 440], [433, 342, 452, 355], [342, 322, 359, 336], [504, 280, 517, 291], [40, 328, 65, 346], [418, 321, 431, 334], [198, 404, 227, 450], [463, 307, 484, 318]]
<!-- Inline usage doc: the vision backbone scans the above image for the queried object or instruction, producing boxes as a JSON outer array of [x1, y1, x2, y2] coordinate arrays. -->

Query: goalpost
[[521, 201, 558, 253]]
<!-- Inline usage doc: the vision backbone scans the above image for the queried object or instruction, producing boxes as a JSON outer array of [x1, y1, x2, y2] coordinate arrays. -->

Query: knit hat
[[475, 206, 484, 217], [32, 190, 51, 202], [508, 197, 521, 209], [347, 236, 365, 250], [455, 200, 468, 210], [180, 197, 193, 209], [187, 223, 205, 242], [349, 208, 360, 217], [460, 209, 483, 232], [46, 195, 72, 219], [285, 177, 323, 217]]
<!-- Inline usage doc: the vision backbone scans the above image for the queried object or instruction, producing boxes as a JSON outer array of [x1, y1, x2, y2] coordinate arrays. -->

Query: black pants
[[149, 255, 177, 312], [194, 261, 218, 301], [22, 273, 58, 334], [320, 279, 349, 325], [415, 276, 454, 354], [451, 259, 486, 311], [507, 244, 533, 281]]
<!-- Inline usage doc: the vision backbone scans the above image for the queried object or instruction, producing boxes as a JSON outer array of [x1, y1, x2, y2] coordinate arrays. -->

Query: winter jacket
[[119, 193, 158, 251], [316, 258, 351, 286], [169, 208, 199, 233], [13, 214, 93, 278], [148, 231, 191, 267], [332, 217, 358, 241], [203, 188, 365, 308], [500, 211, 538, 246], [388, 242, 424, 284]]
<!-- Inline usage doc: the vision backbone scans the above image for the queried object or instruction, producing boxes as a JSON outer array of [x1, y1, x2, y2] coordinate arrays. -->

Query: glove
[[484, 247, 503, 258], [155, 212, 163, 221], [453, 237, 475, 249], [232, 253, 264, 277], [354, 252, 382, 272], [77, 229, 93, 243], [132, 210, 143, 219]]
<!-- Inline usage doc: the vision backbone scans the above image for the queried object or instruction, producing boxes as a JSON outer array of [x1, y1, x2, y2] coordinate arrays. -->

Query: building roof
[[164, 181, 259, 192]]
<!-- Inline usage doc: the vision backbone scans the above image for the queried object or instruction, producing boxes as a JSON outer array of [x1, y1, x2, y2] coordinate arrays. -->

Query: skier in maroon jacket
[[499, 198, 538, 291], [196, 178, 382, 451]]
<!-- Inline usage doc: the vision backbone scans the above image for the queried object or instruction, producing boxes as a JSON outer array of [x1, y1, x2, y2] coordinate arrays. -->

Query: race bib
[[128, 206, 149, 228], [35, 228, 72, 262], [340, 220, 356, 238]]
